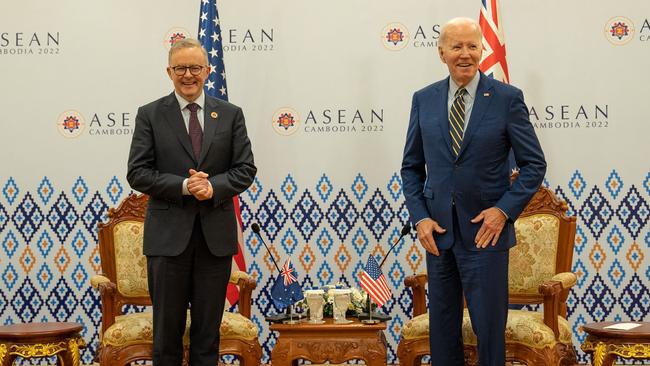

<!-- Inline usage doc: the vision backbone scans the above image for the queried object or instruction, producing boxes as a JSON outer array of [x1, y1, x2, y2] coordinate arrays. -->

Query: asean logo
[[382, 23, 410, 51], [56, 110, 85, 138], [163, 27, 191, 50], [604, 17, 635, 45], [272, 108, 300, 136]]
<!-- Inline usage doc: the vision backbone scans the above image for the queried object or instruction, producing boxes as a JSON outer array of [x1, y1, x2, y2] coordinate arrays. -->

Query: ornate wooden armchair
[[397, 185, 578, 365], [90, 193, 262, 366]]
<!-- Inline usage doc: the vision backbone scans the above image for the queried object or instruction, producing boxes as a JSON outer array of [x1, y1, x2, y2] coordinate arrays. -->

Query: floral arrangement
[[295, 283, 375, 317]]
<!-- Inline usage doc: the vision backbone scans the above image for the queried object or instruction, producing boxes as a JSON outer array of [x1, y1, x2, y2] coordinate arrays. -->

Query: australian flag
[[271, 259, 304, 310]]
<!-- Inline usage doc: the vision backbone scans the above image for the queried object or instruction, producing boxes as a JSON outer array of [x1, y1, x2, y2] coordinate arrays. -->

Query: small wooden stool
[[0, 322, 85, 366]]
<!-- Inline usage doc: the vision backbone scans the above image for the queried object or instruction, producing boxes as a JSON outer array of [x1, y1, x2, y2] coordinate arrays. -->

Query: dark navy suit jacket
[[401, 73, 546, 251], [127, 92, 256, 257]]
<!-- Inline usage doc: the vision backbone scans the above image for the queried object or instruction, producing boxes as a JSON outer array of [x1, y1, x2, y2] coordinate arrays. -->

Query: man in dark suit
[[400, 17, 546, 366], [127, 38, 256, 366]]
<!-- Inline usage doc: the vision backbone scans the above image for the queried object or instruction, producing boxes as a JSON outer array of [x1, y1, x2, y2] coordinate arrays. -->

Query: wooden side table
[[581, 321, 650, 366], [270, 318, 387, 366], [0, 322, 85, 366]]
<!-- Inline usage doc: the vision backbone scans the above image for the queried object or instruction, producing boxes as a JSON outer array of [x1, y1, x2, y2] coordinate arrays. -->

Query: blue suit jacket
[[401, 73, 546, 251]]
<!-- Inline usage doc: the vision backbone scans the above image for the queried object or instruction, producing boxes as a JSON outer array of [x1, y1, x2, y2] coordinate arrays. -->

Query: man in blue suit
[[400, 17, 546, 366]]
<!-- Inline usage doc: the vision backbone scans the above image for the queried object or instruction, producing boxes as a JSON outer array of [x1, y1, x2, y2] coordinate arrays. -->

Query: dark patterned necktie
[[187, 103, 203, 160], [449, 88, 467, 157]]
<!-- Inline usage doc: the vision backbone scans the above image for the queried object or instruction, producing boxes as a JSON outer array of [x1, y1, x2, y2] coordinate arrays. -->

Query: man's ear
[[438, 47, 446, 64]]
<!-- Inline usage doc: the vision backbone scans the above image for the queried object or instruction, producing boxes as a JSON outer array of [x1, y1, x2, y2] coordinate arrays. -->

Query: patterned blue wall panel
[[0, 170, 648, 364]]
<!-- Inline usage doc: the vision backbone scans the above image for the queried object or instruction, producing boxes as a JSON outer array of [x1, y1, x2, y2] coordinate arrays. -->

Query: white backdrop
[[1, 0, 649, 363]]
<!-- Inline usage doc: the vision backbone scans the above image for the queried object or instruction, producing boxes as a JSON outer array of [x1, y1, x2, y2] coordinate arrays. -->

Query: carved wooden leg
[[270, 337, 290, 366], [57, 337, 84, 366], [0, 344, 15, 366]]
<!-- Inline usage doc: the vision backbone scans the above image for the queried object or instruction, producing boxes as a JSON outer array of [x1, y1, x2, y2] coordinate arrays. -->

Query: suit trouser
[[147, 216, 233, 366], [426, 208, 509, 366]]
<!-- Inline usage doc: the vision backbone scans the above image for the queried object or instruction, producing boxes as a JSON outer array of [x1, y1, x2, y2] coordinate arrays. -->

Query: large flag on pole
[[198, 0, 245, 307], [479, 0, 518, 172], [479, 0, 510, 83]]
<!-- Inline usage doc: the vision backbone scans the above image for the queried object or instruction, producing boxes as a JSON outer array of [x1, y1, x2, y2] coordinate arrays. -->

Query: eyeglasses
[[170, 65, 207, 76]]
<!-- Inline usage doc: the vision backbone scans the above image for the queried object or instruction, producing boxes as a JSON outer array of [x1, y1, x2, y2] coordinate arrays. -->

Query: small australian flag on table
[[271, 258, 304, 310]]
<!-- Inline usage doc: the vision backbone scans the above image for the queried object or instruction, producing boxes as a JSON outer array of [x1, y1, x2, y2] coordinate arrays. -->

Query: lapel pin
[[210, 111, 218, 119], [483, 92, 490, 97]]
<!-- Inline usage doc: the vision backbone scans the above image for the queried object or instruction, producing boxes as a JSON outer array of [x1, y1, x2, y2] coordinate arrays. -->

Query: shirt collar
[[174, 91, 205, 112], [448, 72, 480, 100]]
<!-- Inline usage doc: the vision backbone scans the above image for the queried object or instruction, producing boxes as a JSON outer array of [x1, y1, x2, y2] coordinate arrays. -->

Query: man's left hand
[[470, 207, 507, 248]]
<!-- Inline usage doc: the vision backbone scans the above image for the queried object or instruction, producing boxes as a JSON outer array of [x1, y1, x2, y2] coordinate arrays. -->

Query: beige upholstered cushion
[[400, 309, 572, 349], [401, 313, 429, 340], [509, 214, 560, 295], [102, 311, 259, 347], [113, 221, 148, 297]]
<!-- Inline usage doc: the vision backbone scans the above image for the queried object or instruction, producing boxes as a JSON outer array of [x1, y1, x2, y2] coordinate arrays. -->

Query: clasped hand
[[187, 169, 213, 201], [416, 207, 506, 255]]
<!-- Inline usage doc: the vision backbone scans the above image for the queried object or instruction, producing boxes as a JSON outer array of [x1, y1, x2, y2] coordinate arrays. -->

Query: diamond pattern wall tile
[[105, 176, 124, 205], [580, 187, 612, 239], [386, 173, 402, 202], [616, 185, 648, 240], [47, 192, 78, 243], [71, 177, 88, 205], [606, 259, 625, 287], [12, 278, 43, 322], [2, 177, 19, 205], [255, 190, 288, 242], [290, 190, 322, 241], [37, 177, 54, 205], [315, 174, 333, 202], [47, 277, 78, 321], [280, 174, 297, 202], [12, 193, 43, 242], [19, 246, 36, 274], [326, 190, 358, 241], [569, 170, 587, 199], [81, 192, 108, 241], [605, 170, 623, 199], [351, 173, 368, 202], [362, 189, 394, 241], [2, 230, 19, 258], [246, 176, 263, 203], [619, 274, 650, 321]]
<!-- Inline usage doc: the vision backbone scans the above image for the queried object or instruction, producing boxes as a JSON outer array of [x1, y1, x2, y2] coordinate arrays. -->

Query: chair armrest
[[550, 272, 577, 290], [90, 275, 119, 335], [404, 273, 428, 317], [538, 280, 563, 339], [230, 271, 256, 319], [91, 274, 111, 289]]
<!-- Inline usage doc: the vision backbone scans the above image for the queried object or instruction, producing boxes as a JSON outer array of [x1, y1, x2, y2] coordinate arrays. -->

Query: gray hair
[[168, 38, 209, 65], [439, 17, 482, 46]]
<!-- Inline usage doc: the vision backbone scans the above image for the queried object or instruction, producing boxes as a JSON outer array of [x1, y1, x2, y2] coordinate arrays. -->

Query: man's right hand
[[416, 218, 446, 256]]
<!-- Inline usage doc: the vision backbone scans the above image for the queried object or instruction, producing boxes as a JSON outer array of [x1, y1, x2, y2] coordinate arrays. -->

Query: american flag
[[359, 255, 391, 307], [197, 0, 245, 307], [479, 0, 510, 83]]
